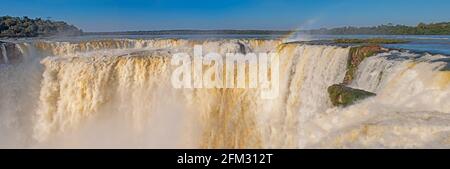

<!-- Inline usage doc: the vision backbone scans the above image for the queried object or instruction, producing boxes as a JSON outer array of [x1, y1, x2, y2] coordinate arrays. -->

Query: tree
[[0, 16, 82, 37], [305, 22, 450, 35]]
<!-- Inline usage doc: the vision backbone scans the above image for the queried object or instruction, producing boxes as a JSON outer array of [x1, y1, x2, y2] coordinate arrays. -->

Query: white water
[[1, 44, 8, 64], [0, 39, 449, 148], [300, 51, 450, 148], [0, 43, 42, 148]]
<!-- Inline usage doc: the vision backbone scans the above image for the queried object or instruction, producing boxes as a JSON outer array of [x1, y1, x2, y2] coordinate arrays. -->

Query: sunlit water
[[287, 34, 450, 55], [5, 34, 448, 55], [0, 35, 449, 148]]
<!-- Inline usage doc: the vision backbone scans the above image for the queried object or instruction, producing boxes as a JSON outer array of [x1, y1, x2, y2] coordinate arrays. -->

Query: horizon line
[[81, 21, 448, 33]]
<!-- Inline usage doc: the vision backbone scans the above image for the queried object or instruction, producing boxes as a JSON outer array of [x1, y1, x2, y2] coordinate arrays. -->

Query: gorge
[[0, 38, 449, 148]]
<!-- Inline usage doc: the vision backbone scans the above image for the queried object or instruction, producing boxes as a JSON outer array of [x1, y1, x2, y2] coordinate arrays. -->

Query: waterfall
[[30, 41, 350, 148], [271, 44, 349, 147], [299, 50, 450, 148], [0, 42, 42, 148], [1, 43, 8, 64], [0, 39, 449, 148]]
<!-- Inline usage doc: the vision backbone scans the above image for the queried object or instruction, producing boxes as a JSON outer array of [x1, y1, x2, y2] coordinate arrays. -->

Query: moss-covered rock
[[343, 45, 386, 84], [328, 84, 376, 107]]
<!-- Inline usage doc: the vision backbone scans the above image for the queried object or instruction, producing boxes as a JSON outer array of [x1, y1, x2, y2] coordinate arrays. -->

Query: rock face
[[343, 45, 387, 84], [0, 41, 23, 64], [328, 84, 376, 107]]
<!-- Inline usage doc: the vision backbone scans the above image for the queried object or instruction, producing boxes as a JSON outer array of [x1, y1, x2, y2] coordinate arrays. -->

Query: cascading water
[[1, 43, 8, 64], [0, 42, 42, 148], [299, 50, 450, 148], [0, 39, 449, 148]]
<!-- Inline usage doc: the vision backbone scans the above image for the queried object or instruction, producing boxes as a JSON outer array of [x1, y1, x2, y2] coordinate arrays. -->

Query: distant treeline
[[0, 16, 82, 37], [2, 16, 448, 37], [84, 30, 291, 36], [304, 22, 450, 35], [87, 22, 450, 36]]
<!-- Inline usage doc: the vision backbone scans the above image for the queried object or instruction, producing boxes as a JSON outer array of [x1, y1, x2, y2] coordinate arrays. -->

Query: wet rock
[[328, 84, 376, 107], [0, 41, 23, 64], [343, 45, 387, 84]]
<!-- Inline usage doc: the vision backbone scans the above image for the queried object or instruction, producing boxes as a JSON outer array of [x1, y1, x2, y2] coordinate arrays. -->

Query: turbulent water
[[0, 38, 449, 148]]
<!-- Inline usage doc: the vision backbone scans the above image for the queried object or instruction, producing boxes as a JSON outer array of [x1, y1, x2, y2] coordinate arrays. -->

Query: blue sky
[[0, 0, 449, 32]]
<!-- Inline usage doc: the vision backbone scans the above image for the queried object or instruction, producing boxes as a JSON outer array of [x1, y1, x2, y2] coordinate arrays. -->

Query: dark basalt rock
[[328, 84, 376, 107], [343, 45, 388, 84]]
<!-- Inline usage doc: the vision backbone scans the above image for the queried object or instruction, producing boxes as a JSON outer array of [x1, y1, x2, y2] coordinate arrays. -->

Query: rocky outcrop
[[0, 41, 23, 64], [328, 84, 376, 107], [343, 45, 387, 84]]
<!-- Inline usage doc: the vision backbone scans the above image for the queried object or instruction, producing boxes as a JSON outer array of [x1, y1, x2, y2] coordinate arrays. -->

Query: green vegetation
[[343, 45, 385, 84], [0, 16, 82, 37], [334, 38, 409, 44], [328, 84, 376, 107], [305, 22, 450, 35]]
